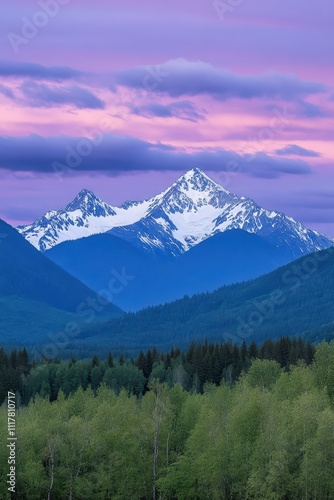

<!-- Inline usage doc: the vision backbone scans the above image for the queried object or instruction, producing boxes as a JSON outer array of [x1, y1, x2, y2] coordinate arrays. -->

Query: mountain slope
[[76, 245, 334, 353], [0, 218, 122, 316], [46, 232, 166, 311], [165, 229, 292, 297], [0, 296, 80, 345], [18, 168, 333, 260], [46, 230, 292, 311]]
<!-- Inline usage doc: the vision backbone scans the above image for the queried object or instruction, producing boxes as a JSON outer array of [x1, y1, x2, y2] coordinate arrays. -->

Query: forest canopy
[[1, 339, 334, 499]]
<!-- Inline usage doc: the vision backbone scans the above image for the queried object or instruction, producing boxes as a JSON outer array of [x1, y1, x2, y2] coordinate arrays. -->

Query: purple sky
[[0, 0, 334, 235]]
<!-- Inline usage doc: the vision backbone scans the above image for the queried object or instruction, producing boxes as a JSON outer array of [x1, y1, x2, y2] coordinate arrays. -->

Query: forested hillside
[[1, 340, 334, 499], [77, 246, 334, 353]]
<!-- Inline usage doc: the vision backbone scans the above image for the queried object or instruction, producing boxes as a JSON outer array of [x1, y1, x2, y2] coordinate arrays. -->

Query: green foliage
[[1, 342, 334, 498], [0, 337, 318, 406], [313, 340, 334, 399], [245, 359, 282, 390], [103, 362, 146, 395]]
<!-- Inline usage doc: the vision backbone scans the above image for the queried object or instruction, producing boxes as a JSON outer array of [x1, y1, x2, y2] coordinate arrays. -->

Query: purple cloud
[[296, 100, 328, 118], [264, 100, 329, 118], [275, 144, 321, 158], [0, 60, 82, 80], [0, 133, 312, 179], [128, 100, 206, 122], [0, 84, 15, 99], [20, 81, 104, 109], [116, 58, 327, 101]]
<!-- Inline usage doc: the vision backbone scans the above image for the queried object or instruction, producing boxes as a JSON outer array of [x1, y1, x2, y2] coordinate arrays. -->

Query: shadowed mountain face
[[46, 229, 292, 311], [0, 218, 122, 315]]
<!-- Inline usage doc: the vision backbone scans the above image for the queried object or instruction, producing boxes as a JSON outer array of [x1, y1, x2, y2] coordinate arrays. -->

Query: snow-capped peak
[[178, 167, 229, 193], [69, 188, 96, 203], [147, 167, 236, 217], [64, 189, 116, 217], [169, 168, 229, 197], [18, 168, 333, 258]]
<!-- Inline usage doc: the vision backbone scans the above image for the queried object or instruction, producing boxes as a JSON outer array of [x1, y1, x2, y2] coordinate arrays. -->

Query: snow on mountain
[[18, 188, 154, 252], [18, 168, 333, 258]]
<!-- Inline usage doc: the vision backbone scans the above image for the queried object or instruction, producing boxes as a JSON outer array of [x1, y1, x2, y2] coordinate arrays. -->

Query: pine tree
[[107, 352, 114, 368]]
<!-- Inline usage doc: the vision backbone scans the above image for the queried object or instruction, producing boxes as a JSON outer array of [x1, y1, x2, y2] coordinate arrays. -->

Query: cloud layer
[[0, 60, 82, 80], [275, 144, 321, 157], [20, 81, 105, 109], [0, 133, 312, 179], [127, 100, 205, 122], [0, 83, 14, 99], [116, 58, 327, 101]]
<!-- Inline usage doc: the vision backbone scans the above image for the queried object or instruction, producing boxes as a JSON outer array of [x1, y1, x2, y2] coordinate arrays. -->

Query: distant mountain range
[[17, 168, 333, 311], [19, 168, 332, 258], [1, 175, 334, 353]]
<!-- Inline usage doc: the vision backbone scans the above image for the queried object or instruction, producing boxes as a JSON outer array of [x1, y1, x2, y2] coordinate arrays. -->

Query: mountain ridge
[[18, 168, 333, 259]]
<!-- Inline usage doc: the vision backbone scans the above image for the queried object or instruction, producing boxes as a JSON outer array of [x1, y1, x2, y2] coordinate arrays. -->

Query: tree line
[[0, 337, 315, 405], [0, 340, 334, 499]]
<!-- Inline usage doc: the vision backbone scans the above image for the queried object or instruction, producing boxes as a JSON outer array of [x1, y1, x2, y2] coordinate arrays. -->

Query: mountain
[[76, 246, 334, 355], [0, 218, 122, 340], [46, 232, 163, 311], [165, 229, 292, 298], [18, 168, 333, 260], [46, 230, 292, 311]]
